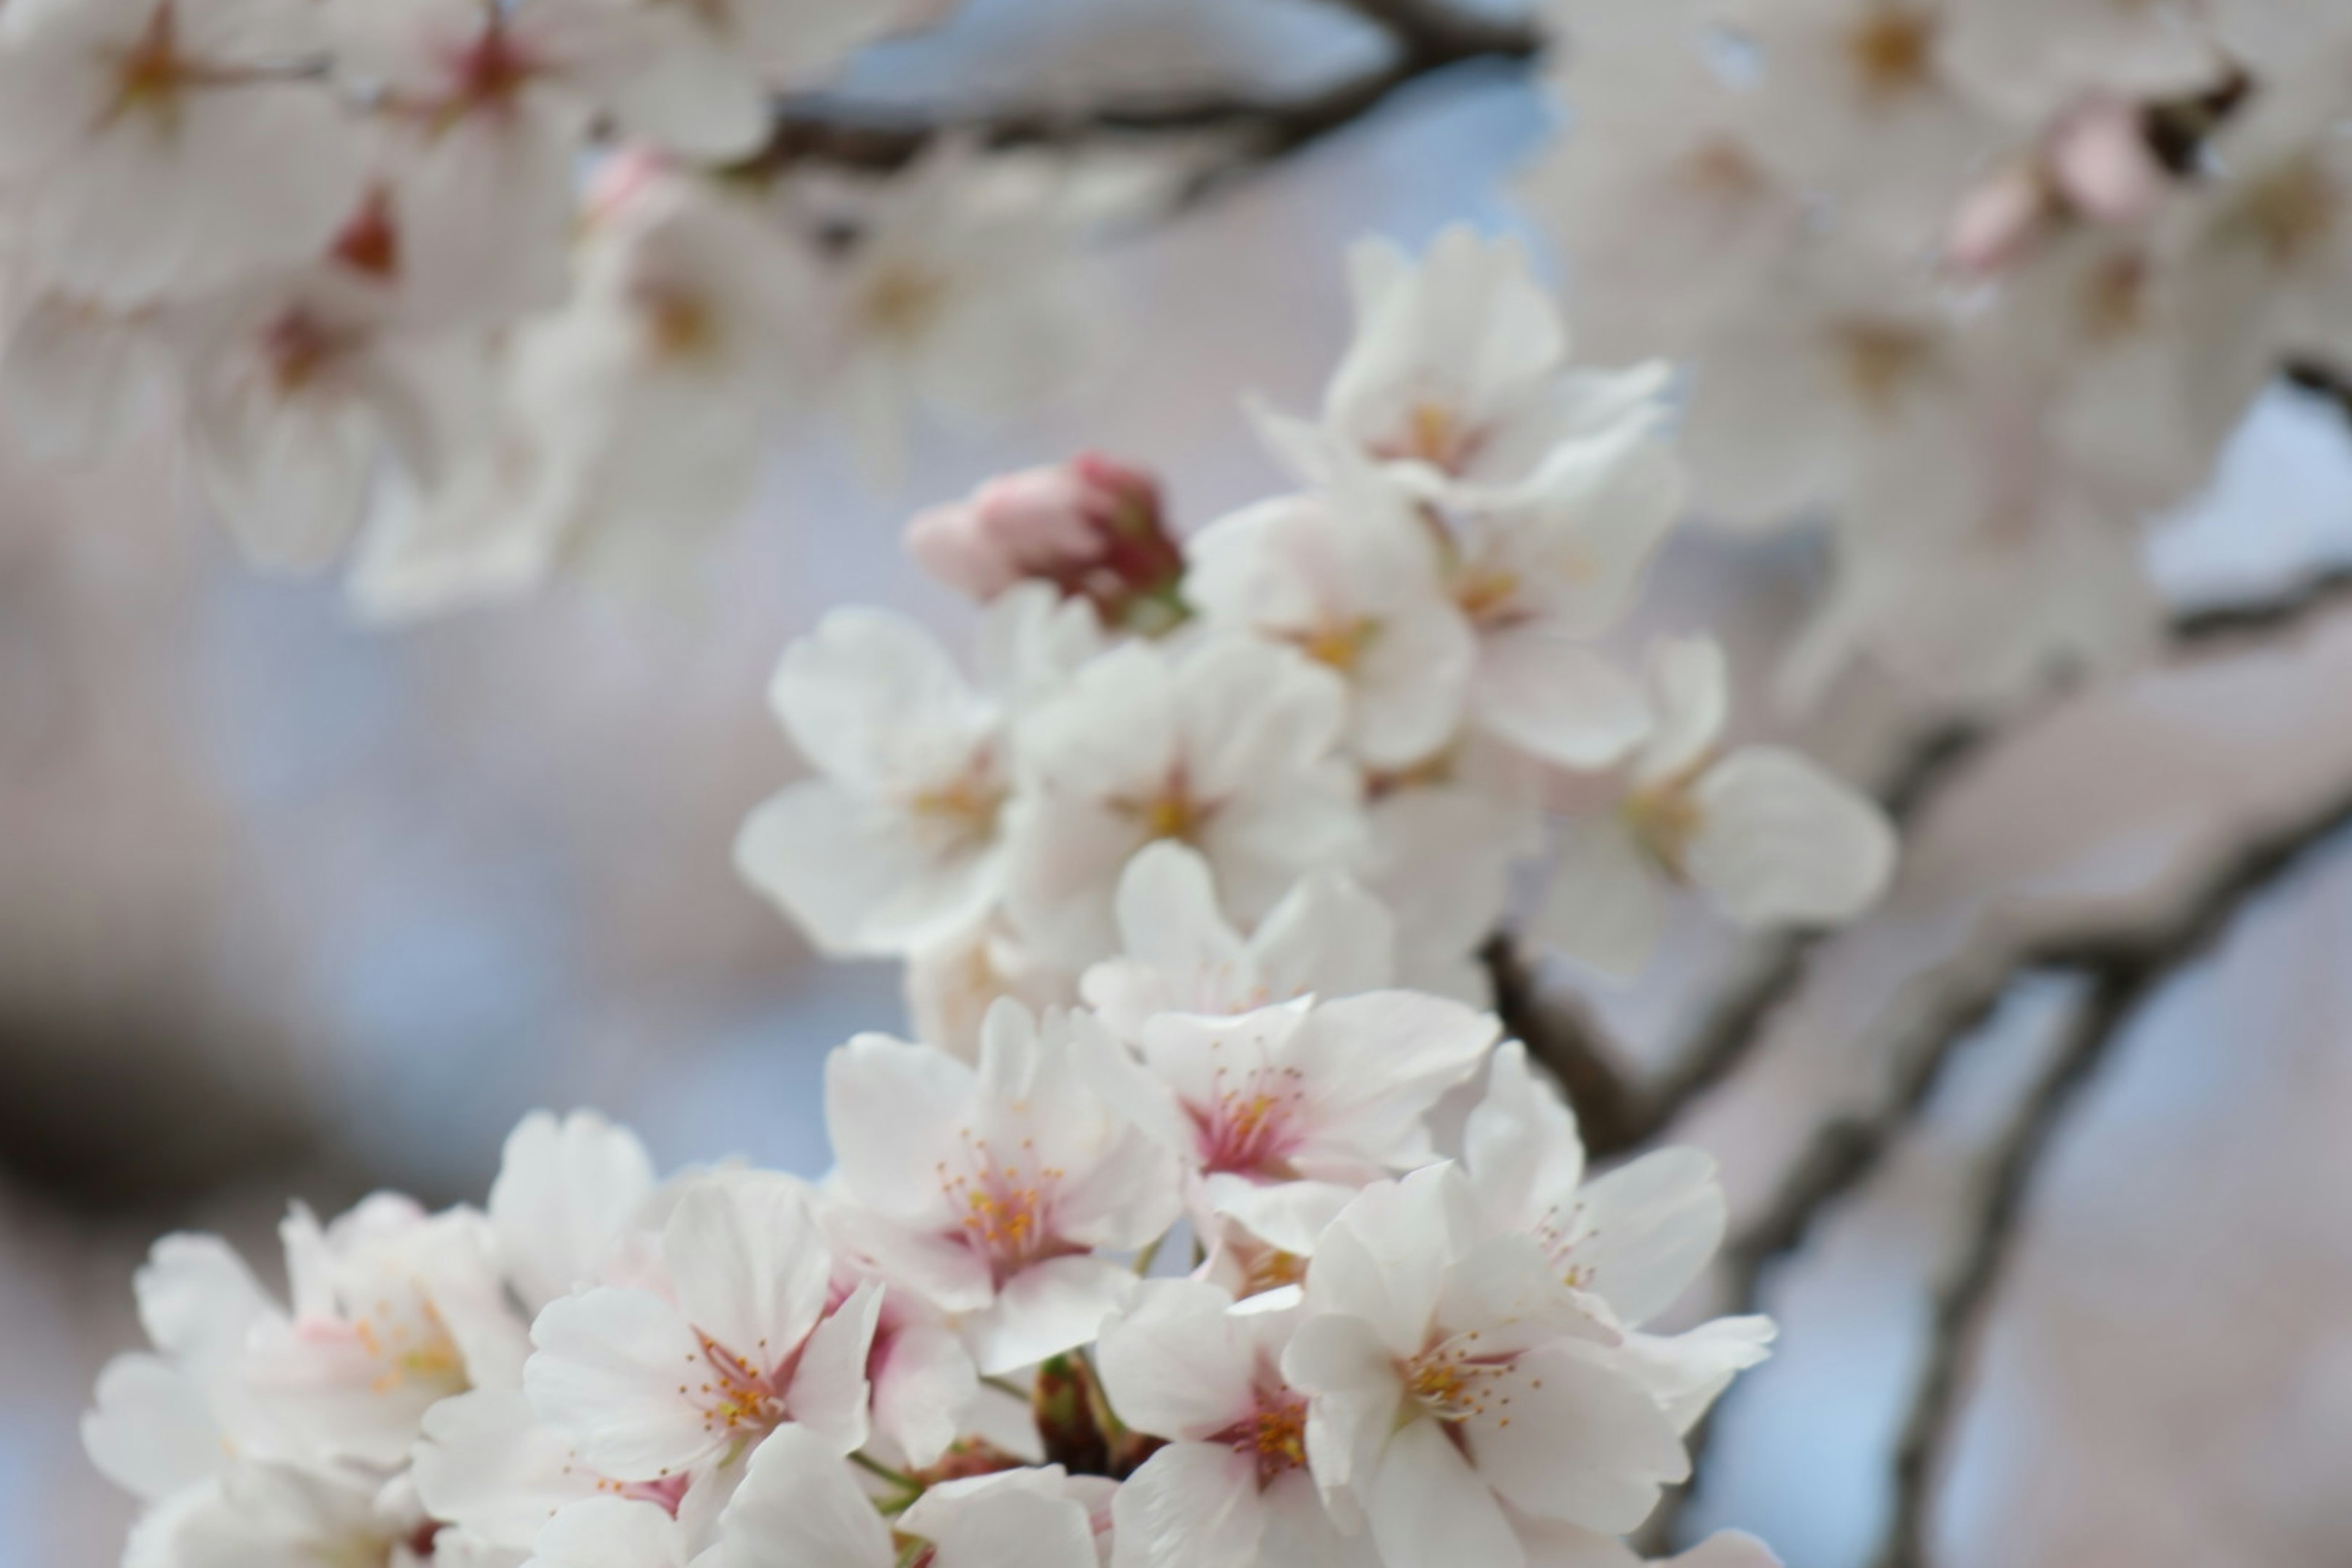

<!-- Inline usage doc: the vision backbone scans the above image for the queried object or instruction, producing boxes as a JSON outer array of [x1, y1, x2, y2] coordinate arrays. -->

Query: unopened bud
[[905, 453, 1187, 632]]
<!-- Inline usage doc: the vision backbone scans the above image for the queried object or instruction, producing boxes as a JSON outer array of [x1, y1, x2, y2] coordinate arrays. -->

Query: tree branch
[[1875, 776, 2352, 1568], [746, 2, 1539, 195]]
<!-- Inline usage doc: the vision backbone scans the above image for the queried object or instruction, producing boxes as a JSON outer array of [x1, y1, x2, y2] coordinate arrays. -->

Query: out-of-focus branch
[[748, 1, 1539, 194], [1874, 777, 2352, 1568], [1481, 933, 1648, 1155]]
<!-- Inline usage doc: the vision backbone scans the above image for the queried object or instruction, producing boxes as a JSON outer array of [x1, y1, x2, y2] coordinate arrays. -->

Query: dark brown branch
[[1481, 932, 1646, 1155], [745, 2, 1539, 195], [1877, 778, 2352, 1568]]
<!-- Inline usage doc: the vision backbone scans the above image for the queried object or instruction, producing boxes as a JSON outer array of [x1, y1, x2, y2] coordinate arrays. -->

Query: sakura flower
[[1281, 1166, 1692, 1565], [525, 1170, 882, 1479], [709, 1424, 1100, 1568], [2175, 94, 2352, 372], [243, 1195, 530, 1468], [1308, 228, 1673, 507], [1004, 631, 1362, 971], [1080, 989, 1496, 1251], [0, 0, 366, 304], [1521, 24, 1807, 363], [1534, 636, 1897, 979], [1727, 0, 2007, 246], [1676, 247, 1967, 534], [904, 911, 1079, 1065], [178, 266, 483, 570], [1942, 0, 2223, 125], [1359, 763, 1544, 1000], [1096, 1281, 1368, 1568], [1461, 1041, 1775, 1429], [824, 998, 1180, 1375], [1079, 842, 1395, 1045], [83, 1234, 282, 1510], [489, 1109, 657, 1316], [734, 608, 1011, 959], [151, 1456, 439, 1568], [1184, 460, 1477, 769]]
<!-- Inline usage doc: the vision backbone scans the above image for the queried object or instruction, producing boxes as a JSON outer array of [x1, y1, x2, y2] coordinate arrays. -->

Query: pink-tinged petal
[[783, 1281, 882, 1453], [714, 1425, 892, 1568], [663, 1174, 831, 1370], [1302, 1169, 1471, 1356], [1290, 992, 1496, 1171], [1460, 1341, 1688, 1534], [967, 1256, 1135, 1377], [1619, 1319, 1776, 1436], [1096, 1281, 1254, 1442], [1250, 869, 1396, 1004], [1110, 1442, 1264, 1568], [134, 1233, 277, 1369], [1368, 1417, 1524, 1568], [526, 1286, 712, 1480]]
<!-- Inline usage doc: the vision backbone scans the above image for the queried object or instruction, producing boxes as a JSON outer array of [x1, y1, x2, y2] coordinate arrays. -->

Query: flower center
[[1115, 771, 1215, 846], [862, 265, 949, 342], [352, 1299, 467, 1399], [684, 1333, 784, 1442], [1191, 1064, 1307, 1179], [2237, 155, 2342, 268], [939, 1135, 1070, 1282], [907, 766, 1008, 849], [1216, 1388, 1308, 1485], [1846, 7, 1936, 103], [1453, 563, 1525, 627], [1623, 778, 1704, 880], [1404, 1341, 1510, 1423], [1298, 615, 1378, 674], [1834, 322, 1932, 418]]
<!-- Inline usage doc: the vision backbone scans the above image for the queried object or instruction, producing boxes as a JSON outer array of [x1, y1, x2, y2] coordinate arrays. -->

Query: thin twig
[[1642, 669, 2352, 1550], [747, 2, 1539, 195], [1876, 777, 2352, 1568]]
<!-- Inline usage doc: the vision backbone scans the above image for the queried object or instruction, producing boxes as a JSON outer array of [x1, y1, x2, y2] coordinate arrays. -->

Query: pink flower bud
[[2049, 97, 2169, 226], [1946, 164, 2052, 278], [904, 453, 1185, 630]]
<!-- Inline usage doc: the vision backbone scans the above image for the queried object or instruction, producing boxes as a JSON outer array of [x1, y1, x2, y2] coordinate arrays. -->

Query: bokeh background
[[9, 2, 2352, 1566]]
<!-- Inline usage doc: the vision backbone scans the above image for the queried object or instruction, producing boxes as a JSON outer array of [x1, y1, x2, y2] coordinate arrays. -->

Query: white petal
[[782, 1281, 882, 1453], [82, 1355, 221, 1502], [823, 1033, 974, 1221], [1109, 1443, 1264, 1568], [663, 1173, 830, 1371], [415, 1389, 594, 1550], [1686, 748, 1898, 927], [530, 1497, 685, 1568], [1529, 816, 1669, 982], [712, 1424, 892, 1568], [1472, 631, 1649, 771], [1367, 1417, 1524, 1568], [1280, 1314, 1401, 1496], [1461, 1040, 1586, 1239], [1572, 1148, 1725, 1329], [1459, 1341, 1687, 1534], [967, 1255, 1136, 1377], [525, 1287, 712, 1480], [491, 1110, 657, 1314], [1096, 1280, 1254, 1442]]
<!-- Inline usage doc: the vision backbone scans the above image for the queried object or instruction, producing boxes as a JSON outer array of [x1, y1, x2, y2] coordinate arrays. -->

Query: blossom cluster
[[1525, 0, 2352, 707], [88, 945, 1785, 1568], [736, 229, 1899, 1008], [0, 0, 1107, 608]]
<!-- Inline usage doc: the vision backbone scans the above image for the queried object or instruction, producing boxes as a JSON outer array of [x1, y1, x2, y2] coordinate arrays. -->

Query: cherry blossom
[[824, 998, 1180, 1374], [1534, 637, 1898, 979]]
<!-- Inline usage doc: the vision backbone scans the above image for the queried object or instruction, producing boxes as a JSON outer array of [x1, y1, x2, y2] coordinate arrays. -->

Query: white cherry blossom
[[0, 0, 366, 305], [524, 1170, 881, 1479], [1004, 632, 1362, 971], [1079, 842, 1395, 1045], [1281, 1166, 1692, 1566], [1096, 1281, 1368, 1568], [1534, 637, 1897, 978], [824, 998, 1180, 1374]]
